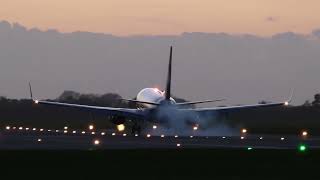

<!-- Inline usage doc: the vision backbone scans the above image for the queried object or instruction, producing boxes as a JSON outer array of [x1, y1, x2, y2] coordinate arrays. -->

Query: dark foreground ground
[[1, 129, 320, 179], [1, 149, 320, 179]]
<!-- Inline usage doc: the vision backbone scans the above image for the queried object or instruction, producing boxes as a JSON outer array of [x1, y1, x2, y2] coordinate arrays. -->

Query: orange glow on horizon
[[1, 0, 320, 36]]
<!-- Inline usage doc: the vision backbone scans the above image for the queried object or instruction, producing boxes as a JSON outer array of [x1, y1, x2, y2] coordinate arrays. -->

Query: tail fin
[[165, 46, 173, 100]]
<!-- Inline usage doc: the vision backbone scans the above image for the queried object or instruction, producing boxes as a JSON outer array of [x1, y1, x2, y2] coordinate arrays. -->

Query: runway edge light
[[298, 144, 307, 152]]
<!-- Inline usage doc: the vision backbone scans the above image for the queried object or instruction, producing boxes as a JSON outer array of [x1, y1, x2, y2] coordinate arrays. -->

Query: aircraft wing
[[183, 101, 289, 115], [34, 100, 146, 120]]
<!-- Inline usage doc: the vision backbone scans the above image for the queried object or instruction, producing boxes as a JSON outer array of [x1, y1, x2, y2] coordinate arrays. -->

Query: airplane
[[29, 46, 292, 135]]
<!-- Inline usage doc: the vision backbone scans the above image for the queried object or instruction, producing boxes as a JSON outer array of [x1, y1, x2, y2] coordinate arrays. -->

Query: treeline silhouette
[[0, 91, 320, 135], [0, 91, 193, 130]]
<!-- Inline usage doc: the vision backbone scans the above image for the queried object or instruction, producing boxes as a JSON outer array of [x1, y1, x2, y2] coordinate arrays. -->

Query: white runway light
[[302, 131, 308, 137], [135, 134, 138, 137], [147, 134, 151, 138], [281, 137, 285, 141], [174, 135, 178, 138], [91, 132, 95, 135], [94, 139, 100, 145], [193, 126, 198, 131], [259, 137, 263, 140], [161, 134, 165, 138], [25, 128, 29, 131], [5, 126, 10, 130], [40, 129, 44, 132], [72, 131, 76, 134], [241, 136, 245, 140], [241, 129, 247, 134], [33, 128, 37, 131], [101, 132, 106, 136], [81, 131, 86, 134], [152, 125, 157, 129], [89, 125, 94, 130], [19, 127, 23, 130], [176, 143, 181, 147], [112, 133, 116, 136], [64, 126, 68, 130], [37, 138, 42, 142], [64, 130, 68, 134], [123, 133, 127, 137]]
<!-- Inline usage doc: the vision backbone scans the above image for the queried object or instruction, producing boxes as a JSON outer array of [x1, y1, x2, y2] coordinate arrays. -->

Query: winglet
[[284, 89, 294, 106], [29, 82, 33, 100], [29, 82, 39, 104]]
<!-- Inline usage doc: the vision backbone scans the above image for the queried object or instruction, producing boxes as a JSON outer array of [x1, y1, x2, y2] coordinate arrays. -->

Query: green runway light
[[299, 145, 307, 152]]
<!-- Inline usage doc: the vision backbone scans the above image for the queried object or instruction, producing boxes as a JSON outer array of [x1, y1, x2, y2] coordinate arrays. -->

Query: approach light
[[147, 134, 151, 138], [222, 136, 226, 139], [25, 128, 29, 131], [284, 101, 289, 106], [123, 133, 127, 136], [247, 147, 253, 151], [299, 144, 307, 152], [37, 138, 42, 142], [72, 131, 76, 134], [117, 124, 125, 132], [56, 130, 59, 133], [64, 126, 68, 130], [64, 130, 68, 134], [112, 133, 116, 136], [153, 125, 157, 129], [40, 128, 44, 132], [241, 136, 245, 140], [177, 143, 181, 147], [135, 134, 138, 137], [259, 137, 263, 140], [94, 139, 100, 145], [91, 132, 95, 135], [161, 134, 165, 138], [174, 135, 178, 138], [33, 128, 37, 131], [35, 100, 39, 104], [5, 126, 10, 130], [19, 127, 23, 130], [89, 125, 94, 130], [281, 137, 285, 141], [82, 131, 86, 134], [190, 136, 193, 138], [101, 132, 106, 136]]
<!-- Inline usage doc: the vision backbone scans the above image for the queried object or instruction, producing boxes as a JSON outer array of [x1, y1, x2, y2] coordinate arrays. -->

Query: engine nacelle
[[110, 116, 126, 125]]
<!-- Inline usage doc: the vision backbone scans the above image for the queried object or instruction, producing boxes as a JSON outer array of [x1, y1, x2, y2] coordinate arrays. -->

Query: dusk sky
[[1, 0, 320, 36], [0, 1, 320, 106]]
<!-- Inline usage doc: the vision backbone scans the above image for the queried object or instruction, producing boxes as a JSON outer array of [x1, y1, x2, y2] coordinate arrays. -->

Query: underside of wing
[[34, 100, 146, 120], [179, 101, 289, 116]]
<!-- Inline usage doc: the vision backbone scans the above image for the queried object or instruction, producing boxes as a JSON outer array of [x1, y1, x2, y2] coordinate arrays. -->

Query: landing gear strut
[[131, 123, 141, 136]]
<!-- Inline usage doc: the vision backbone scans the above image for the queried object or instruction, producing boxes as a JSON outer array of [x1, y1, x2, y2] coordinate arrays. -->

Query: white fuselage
[[136, 88, 176, 108]]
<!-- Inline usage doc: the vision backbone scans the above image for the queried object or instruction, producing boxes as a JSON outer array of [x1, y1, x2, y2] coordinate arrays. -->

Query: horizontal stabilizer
[[120, 99, 160, 106], [176, 99, 226, 106]]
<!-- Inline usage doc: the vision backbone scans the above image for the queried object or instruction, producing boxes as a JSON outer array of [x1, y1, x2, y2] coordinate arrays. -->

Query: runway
[[1, 126, 319, 150]]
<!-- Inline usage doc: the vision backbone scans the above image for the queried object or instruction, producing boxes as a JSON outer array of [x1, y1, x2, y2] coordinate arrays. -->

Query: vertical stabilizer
[[165, 46, 173, 100]]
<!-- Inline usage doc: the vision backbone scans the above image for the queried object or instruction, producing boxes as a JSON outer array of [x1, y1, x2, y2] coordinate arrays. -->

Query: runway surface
[[1, 126, 320, 150]]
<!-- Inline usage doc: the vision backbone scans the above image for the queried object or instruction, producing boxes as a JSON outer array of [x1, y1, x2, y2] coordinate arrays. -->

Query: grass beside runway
[[1, 149, 319, 179]]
